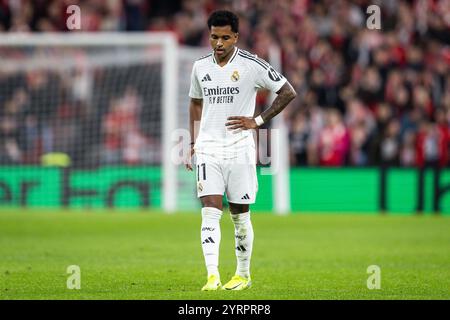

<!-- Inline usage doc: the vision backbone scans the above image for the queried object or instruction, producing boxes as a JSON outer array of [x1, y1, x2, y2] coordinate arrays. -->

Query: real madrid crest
[[231, 70, 240, 82]]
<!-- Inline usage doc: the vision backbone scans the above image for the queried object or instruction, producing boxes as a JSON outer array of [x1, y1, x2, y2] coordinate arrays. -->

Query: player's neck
[[215, 46, 236, 67]]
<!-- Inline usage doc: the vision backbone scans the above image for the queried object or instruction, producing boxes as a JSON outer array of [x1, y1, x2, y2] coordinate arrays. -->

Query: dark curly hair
[[207, 10, 239, 33]]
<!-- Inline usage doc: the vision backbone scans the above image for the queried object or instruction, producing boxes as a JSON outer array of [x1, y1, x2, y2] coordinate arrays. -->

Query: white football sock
[[201, 207, 222, 277], [231, 211, 254, 279]]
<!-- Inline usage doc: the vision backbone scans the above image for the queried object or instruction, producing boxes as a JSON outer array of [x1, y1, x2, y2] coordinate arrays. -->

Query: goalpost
[[0, 32, 179, 212], [0, 32, 289, 213]]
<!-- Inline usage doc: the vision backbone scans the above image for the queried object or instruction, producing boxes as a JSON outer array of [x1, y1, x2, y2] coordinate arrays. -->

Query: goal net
[[0, 33, 286, 212]]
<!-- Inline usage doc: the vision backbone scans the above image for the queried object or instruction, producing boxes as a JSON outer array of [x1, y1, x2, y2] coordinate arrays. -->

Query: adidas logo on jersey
[[201, 74, 212, 82], [241, 194, 250, 200]]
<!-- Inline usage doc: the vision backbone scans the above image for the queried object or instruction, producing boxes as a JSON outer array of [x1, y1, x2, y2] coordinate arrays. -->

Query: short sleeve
[[254, 59, 287, 93], [188, 62, 203, 99]]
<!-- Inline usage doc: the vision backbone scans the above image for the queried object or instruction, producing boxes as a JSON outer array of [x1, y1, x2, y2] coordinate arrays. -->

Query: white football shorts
[[194, 147, 258, 204]]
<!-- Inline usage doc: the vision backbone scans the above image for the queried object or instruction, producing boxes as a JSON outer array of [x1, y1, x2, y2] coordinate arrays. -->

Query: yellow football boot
[[201, 274, 222, 291], [223, 275, 252, 290]]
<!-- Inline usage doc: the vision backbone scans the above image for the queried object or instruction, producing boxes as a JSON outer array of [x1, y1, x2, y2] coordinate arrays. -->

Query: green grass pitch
[[0, 209, 449, 300]]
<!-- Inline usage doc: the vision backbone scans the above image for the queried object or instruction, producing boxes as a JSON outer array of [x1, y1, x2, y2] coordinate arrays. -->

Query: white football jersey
[[189, 47, 287, 157]]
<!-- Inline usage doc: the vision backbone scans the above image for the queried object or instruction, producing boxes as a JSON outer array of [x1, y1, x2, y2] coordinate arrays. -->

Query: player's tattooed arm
[[186, 98, 203, 171], [259, 81, 297, 124], [225, 81, 296, 130]]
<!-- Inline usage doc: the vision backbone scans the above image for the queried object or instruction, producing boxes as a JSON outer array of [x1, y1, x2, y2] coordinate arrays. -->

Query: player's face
[[209, 25, 238, 61]]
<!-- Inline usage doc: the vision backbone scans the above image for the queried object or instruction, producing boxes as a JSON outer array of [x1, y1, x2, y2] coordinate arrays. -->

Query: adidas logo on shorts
[[241, 193, 250, 200]]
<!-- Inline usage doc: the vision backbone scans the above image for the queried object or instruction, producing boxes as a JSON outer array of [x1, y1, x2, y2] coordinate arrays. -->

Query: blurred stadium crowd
[[0, 0, 449, 167]]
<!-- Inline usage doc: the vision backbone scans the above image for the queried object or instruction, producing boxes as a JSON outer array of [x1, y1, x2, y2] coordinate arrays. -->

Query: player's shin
[[201, 207, 223, 277], [231, 211, 254, 279]]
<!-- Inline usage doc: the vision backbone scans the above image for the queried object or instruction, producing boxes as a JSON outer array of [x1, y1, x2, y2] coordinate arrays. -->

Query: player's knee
[[229, 203, 249, 214], [200, 196, 223, 210]]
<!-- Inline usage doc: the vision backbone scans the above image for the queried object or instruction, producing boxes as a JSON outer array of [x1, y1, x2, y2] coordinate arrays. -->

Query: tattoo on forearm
[[260, 82, 296, 123]]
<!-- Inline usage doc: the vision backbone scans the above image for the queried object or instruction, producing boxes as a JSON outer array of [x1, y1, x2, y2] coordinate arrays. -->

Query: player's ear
[[234, 32, 239, 43]]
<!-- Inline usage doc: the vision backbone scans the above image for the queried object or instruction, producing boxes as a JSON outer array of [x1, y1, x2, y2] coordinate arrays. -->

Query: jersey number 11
[[197, 163, 206, 181]]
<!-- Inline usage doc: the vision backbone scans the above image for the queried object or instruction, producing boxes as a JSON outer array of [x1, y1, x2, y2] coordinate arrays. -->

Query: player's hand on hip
[[226, 116, 258, 131], [184, 146, 195, 171]]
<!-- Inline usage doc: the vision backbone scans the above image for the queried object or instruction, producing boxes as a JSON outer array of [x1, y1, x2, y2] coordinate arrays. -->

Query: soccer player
[[185, 10, 297, 291]]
